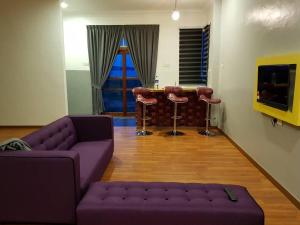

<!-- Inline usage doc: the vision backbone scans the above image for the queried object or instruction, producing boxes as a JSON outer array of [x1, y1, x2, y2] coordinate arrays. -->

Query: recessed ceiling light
[[60, 1, 68, 9]]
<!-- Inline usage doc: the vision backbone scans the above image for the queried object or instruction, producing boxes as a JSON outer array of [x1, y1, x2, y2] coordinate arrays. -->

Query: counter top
[[149, 88, 197, 92]]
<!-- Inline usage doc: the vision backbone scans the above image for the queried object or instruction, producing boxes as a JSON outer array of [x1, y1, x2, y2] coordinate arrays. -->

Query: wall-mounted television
[[257, 64, 296, 111], [254, 54, 300, 126]]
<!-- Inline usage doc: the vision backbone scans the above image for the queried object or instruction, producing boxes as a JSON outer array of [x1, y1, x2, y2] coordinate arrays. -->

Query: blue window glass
[[126, 54, 137, 77], [126, 90, 136, 112], [108, 54, 123, 79], [103, 91, 123, 112], [120, 38, 128, 47], [102, 41, 141, 113]]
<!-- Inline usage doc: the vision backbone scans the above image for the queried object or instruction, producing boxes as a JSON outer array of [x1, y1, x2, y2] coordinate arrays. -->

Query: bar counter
[[136, 88, 209, 127]]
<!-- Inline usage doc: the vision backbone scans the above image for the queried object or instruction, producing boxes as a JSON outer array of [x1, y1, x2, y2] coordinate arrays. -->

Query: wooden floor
[[1, 126, 299, 224]]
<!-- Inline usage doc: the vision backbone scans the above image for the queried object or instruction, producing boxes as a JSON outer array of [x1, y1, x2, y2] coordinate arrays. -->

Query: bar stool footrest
[[136, 130, 153, 136], [171, 116, 183, 120], [199, 130, 215, 136]]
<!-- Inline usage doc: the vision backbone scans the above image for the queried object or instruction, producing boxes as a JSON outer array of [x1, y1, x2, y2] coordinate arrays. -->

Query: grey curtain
[[124, 25, 159, 88], [87, 25, 123, 114]]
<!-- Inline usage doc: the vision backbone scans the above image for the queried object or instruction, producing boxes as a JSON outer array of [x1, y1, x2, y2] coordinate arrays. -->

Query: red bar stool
[[196, 87, 221, 136], [132, 87, 158, 136], [164, 86, 189, 136]]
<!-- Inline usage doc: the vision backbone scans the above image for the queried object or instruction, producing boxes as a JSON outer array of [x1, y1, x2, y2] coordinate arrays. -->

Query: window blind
[[179, 25, 210, 85]]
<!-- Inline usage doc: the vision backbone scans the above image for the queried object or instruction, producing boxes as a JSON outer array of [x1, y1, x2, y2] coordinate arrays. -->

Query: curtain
[[124, 25, 159, 88], [87, 25, 123, 114]]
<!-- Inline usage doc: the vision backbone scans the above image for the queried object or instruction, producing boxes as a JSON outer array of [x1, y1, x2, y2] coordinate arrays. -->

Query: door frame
[[120, 47, 128, 116]]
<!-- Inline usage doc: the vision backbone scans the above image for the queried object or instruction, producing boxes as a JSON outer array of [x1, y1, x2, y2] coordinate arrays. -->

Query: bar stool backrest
[[132, 87, 151, 98], [164, 86, 183, 96], [196, 87, 213, 98]]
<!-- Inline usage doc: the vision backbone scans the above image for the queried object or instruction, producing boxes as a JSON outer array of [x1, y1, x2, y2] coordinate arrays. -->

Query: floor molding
[[219, 129, 300, 210]]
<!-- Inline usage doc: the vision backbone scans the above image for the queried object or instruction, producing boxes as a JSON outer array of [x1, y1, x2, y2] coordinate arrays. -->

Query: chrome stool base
[[199, 130, 215, 136], [166, 131, 185, 136], [136, 130, 153, 136]]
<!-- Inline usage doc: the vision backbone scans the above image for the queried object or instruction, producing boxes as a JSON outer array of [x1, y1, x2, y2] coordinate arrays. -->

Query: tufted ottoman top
[[77, 182, 264, 225]]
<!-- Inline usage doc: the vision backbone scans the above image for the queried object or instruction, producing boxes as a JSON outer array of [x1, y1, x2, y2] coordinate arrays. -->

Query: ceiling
[[64, 0, 212, 13]]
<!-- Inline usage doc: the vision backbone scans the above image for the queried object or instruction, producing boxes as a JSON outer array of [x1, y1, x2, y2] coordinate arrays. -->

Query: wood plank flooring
[[0, 126, 299, 225]]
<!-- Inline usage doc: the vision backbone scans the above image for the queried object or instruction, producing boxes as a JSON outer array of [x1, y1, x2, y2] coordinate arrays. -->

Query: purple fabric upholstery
[[71, 140, 114, 193], [0, 115, 114, 225], [0, 151, 80, 224], [70, 115, 113, 142], [22, 116, 77, 150], [77, 182, 264, 225]]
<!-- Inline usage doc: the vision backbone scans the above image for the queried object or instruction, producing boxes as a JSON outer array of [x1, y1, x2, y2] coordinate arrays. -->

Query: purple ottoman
[[77, 182, 264, 225]]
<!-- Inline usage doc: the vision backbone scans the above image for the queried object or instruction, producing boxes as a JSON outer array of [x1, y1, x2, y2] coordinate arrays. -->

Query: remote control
[[224, 187, 238, 202]]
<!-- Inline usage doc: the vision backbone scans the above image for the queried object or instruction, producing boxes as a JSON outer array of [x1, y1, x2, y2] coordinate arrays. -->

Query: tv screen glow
[[257, 64, 296, 111]]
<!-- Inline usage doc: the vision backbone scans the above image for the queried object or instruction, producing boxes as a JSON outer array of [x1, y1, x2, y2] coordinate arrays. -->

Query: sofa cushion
[[70, 140, 113, 194], [22, 117, 77, 150]]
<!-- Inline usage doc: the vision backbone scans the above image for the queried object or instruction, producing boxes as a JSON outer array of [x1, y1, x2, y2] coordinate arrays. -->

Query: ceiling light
[[172, 10, 180, 21], [171, 0, 180, 21], [60, 1, 68, 9]]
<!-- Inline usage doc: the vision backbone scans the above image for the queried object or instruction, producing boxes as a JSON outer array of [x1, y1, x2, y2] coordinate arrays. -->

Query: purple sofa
[[0, 115, 114, 224], [0, 115, 264, 225]]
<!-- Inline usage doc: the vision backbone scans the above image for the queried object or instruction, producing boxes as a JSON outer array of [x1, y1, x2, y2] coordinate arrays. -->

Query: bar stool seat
[[133, 87, 157, 136], [165, 86, 189, 136], [168, 93, 188, 104], [137, 95, 158, 105], [196, 87, 221, 136], [199, 95, 221, 104]]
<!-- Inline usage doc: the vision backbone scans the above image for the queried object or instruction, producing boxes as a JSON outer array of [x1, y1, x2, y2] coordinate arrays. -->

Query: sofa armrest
[[0, 150, 80, 224], [70, 115, 114, 141]]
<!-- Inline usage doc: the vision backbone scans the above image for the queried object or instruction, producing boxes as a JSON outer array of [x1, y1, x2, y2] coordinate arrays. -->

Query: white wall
[[208, 0, 222, 95], [63, 10, 211, 87], [211, 0, 300, 201], [0, 0, 67, 126]]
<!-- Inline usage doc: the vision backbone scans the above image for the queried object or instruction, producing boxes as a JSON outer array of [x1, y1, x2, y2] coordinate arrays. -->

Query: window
[[179, 25, 210, 85], [102, 39, 141, 115]]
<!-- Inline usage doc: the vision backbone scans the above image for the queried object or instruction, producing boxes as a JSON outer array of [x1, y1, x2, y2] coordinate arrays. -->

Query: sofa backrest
[[23, 116, 77, 150]]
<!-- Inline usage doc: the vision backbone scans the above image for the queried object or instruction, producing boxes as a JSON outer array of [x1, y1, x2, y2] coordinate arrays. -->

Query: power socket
[[276, 119, 283, 126], [271, 118, 283, 127]]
